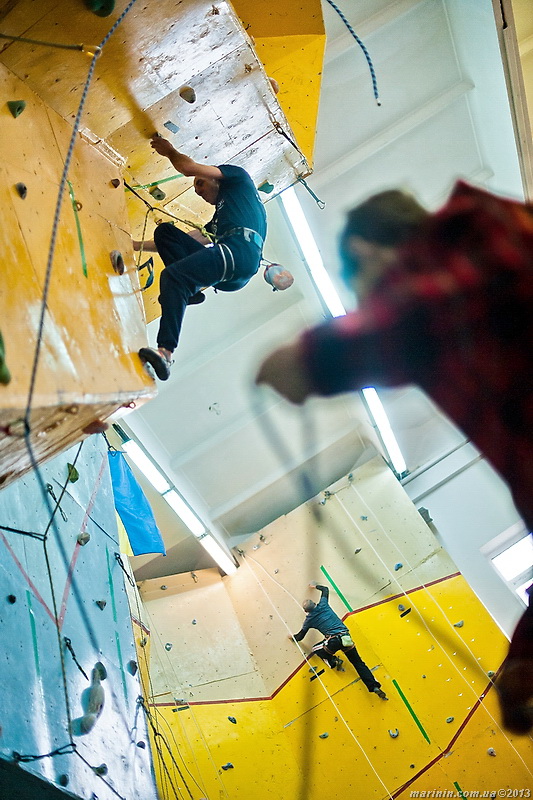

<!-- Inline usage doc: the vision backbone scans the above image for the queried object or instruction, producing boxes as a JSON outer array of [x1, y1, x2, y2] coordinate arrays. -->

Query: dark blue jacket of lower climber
[[293, 585, 349, 641]]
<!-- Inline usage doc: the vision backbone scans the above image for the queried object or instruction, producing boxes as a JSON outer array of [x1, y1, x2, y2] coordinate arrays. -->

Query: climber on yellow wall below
[[290, 582, 388, 699], [135, 134, 267, 381]]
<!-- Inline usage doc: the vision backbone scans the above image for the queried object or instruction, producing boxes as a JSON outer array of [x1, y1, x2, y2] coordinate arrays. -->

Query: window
[[484, 523, 533, 606]]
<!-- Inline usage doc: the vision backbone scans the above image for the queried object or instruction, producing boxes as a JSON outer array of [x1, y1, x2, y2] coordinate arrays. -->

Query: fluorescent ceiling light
[[162, 489, 206, 537], [199, 533, 237, 575], [281, 187, 346, 318], [362, 387, 407, 476], [122, 440, 170, 493]]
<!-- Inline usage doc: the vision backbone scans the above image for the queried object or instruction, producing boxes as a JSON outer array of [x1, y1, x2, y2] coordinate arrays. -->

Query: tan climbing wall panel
[[225, 457, 457, 694], [0, 61, 154, 487], [139, 569, 267, 702]]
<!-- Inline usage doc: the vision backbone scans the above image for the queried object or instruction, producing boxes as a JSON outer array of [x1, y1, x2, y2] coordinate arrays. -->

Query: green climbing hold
[[7, 100, 26, 118], [85, 0, 115, 17], [0, 331, 11, 385], [67, 463, 80, 483], [258, 181, 274, 194]]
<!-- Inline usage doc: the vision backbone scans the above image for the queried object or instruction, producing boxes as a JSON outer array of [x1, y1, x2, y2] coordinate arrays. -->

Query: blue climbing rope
[[324, 0, 381, 106]]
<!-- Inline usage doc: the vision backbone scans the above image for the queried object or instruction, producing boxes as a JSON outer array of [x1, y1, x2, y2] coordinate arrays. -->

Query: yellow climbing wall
[[0, 0, 311, 476], [137, 457, 533, 798], [230, 0, 326, 165], [0, 59, 154, 488]]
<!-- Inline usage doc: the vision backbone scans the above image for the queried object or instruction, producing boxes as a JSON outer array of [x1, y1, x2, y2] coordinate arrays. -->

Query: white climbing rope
[[241, 554, 396, 800]]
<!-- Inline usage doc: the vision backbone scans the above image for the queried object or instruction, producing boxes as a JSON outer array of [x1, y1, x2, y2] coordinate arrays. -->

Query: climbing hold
[[77, 532, 90, 546], [244, 64, 253, 74], [388, 729, 399, 738], [82, 420, 109, 435], [136, 741, 146, 749], [7, 100, 26, 118], [95, 600, 107, 610], [127, 660, 138, 675], [93, 764, 108, 776], [487, 670, 495, 678], [487, 747, 496, 756], [400, 608, 411, 617], [354, 548, 362, 555], [228, 716, 237, 724], [7, 595, 16, 604], [268, 77, 279, 94], [221, 763, 233, 771], [398, 604, 405, 612], [273, 568, 279, 574], [78, 713, 97, 734], [192, 619, 197, 625], [252, 544, 260, 550], [85, 0, 115, 17], [258, 181, 274, 194], [139, 637, 147, 647], [164, 643, 173, 651], [410, 765, 415, 769], [394, 562, 403, 571], [15, 182, 27, 199], [179, 86, 196, 104], [110, 250, 125, 275], [446, 717, 454, 724], [149, 186, 166, 202], [360, 515, 368, 521], [422, 674, 426, 679], [160, 585, 167, 590], [67, 463, 79, 483], [0, 331, 10, 385], [319, 732, 329, 739], [58, 774, 69, 787], [163, 120, 179, 134], [453, 620, 464, 628], [110, 178, 121, 188]]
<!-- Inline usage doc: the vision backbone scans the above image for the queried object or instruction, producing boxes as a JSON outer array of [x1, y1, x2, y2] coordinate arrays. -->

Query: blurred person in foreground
[[257, 181, 533, 734]]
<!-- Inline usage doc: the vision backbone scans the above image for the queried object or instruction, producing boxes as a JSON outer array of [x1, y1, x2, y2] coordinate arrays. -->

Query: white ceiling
[[124, 0, 525, 579]]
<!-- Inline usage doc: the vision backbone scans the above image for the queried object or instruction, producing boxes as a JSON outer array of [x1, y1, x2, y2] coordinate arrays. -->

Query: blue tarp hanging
[[108, 450, 166, 557]]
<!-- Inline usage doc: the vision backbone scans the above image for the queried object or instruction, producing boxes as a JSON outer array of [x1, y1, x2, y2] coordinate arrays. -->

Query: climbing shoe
[[138, 347, 172, 381], [373, 687, 388, 700], [335, 657, 345, 671], [187, 291, 206, 305]]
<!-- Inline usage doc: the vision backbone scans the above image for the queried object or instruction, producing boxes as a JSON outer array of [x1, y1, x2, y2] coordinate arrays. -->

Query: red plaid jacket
[[301, 182, 533, 533]]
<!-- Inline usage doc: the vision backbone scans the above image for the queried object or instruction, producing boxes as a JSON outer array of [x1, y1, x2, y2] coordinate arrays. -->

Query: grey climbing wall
[[0, 436, 158, 800]]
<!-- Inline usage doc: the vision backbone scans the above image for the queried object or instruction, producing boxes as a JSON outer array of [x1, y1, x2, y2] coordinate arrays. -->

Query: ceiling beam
[[324, 0, 427, 64], [311, 78, 474, 189]]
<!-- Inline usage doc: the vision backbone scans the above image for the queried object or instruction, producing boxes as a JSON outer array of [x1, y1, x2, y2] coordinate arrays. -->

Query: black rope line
[[43, 442, 84, 538], [86, 512, 119, 543], [64, 637, 89, 681], [140, 698, 192, 800], [0, 523, 45, 541], [272, 120, 305, 159], [130, 583, 184, 799], [156, 704, 210, 798], [115, 552, 136, 587], [74, 750, 127, 800], [324, 0, 381, 105], [0, 32, 101, 54], [13, 743, 76, 763]]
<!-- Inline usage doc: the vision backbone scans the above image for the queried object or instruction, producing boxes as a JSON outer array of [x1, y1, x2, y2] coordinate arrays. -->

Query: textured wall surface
[[0, 436, 158, 800]]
